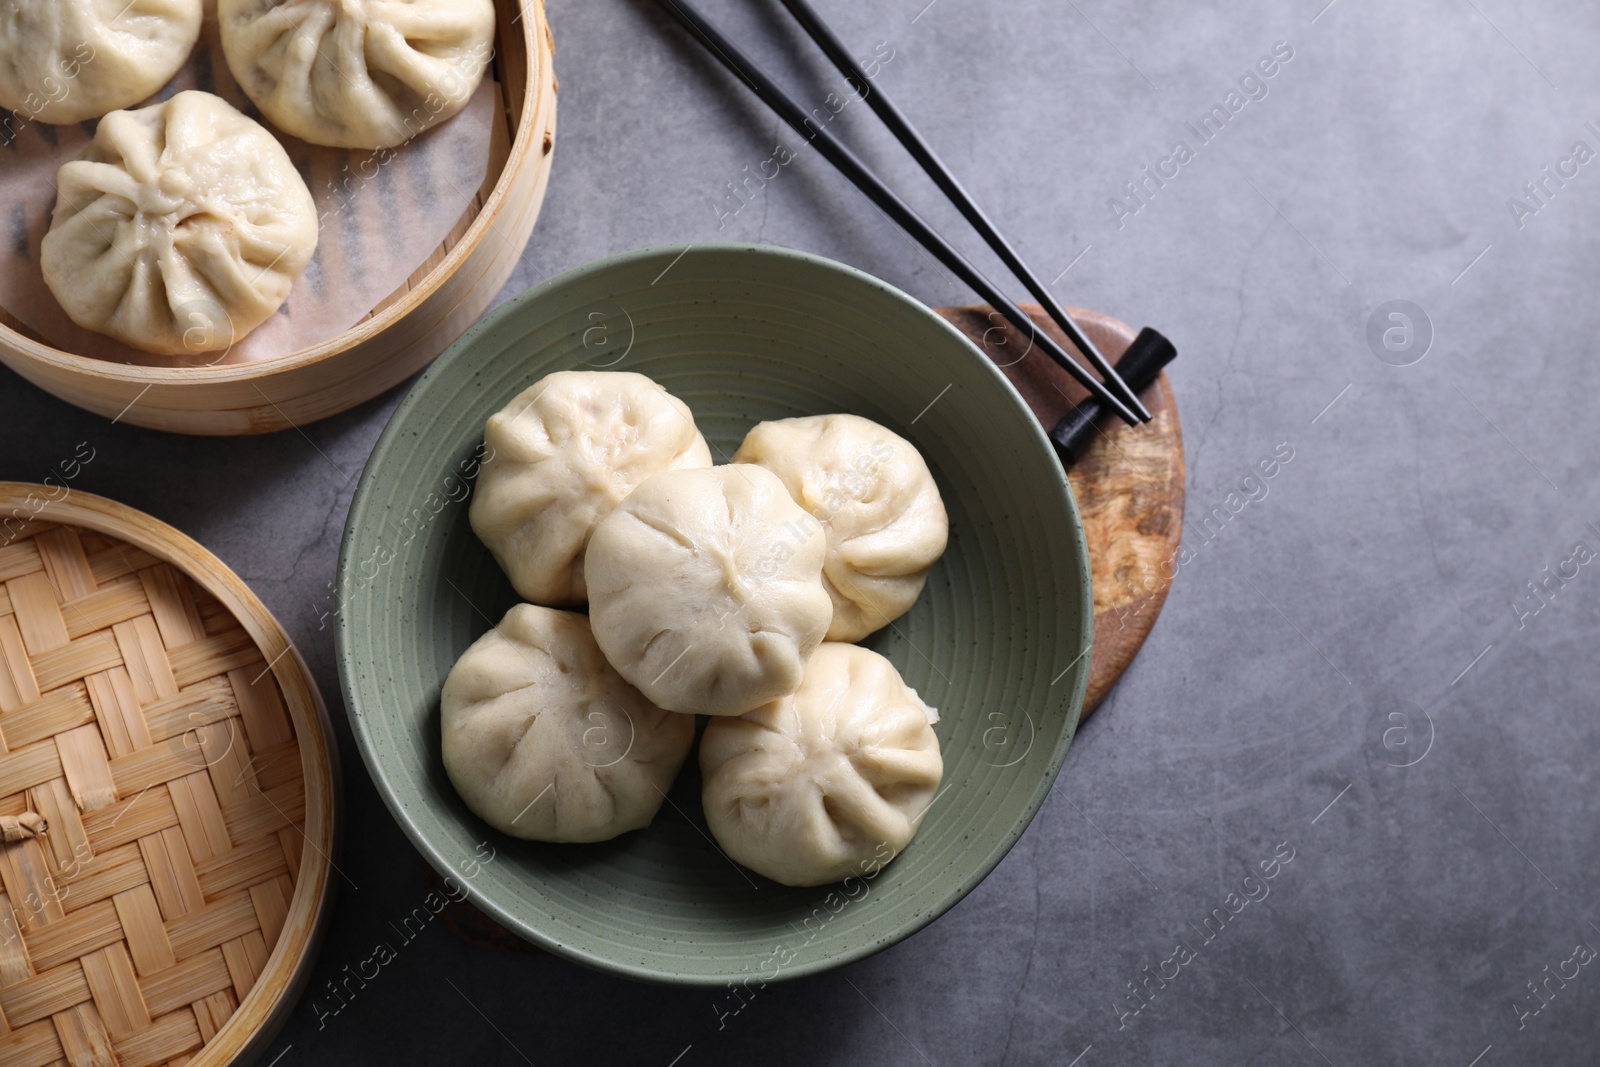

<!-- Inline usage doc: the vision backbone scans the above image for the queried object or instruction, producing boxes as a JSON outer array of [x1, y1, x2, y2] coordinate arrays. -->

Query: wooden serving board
[[935, 304, 1185, 718], [433, 303, 1185, 953]]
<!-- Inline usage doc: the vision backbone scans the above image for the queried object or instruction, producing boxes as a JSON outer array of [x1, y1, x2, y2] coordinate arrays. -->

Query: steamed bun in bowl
[[469, 371, 713, 606], [734, 414, 947, 641], [441, 604, 696, 843], [699, 643, 944, 887], [585, 464, 833, 717]]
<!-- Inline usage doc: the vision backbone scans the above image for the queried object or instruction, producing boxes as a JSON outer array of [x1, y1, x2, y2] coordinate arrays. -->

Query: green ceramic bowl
[[336, 243, 1092, 985]]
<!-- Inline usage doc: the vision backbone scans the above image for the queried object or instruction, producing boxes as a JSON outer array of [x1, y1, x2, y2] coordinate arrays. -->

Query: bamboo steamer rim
[[0, 482, 339, 1066], [0, 0, 551, 387]]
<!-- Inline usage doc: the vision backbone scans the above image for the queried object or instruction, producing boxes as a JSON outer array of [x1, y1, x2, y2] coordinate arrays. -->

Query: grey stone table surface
[[4, 0, 1598, 1063]]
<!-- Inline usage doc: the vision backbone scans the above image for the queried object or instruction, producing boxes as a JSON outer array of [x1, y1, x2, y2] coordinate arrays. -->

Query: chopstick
[[653, 0, 1145, 427], [776, 0, 1150, 423]]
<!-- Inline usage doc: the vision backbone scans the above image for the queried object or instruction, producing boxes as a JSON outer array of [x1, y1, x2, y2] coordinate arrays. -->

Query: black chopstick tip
[[1050, 327, 1178, 463]]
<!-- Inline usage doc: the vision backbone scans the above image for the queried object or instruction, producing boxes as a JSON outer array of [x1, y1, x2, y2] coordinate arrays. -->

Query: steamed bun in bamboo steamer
[[40, 91, 318, 357], [219, 0, 496, 149], [0, 0, 202, 125]]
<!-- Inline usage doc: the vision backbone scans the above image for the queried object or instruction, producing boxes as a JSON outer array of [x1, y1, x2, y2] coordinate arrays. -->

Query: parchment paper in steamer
[[0, 15, 494, 367]]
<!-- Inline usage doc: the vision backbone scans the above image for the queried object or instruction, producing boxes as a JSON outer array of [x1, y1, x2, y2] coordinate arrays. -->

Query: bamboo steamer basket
[[0, 0, 558, 437], [0, 484, 338, 1066]]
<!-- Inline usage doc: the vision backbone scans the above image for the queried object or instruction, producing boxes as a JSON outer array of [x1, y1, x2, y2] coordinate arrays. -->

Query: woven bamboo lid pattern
[[0, 486, 336, 1067]]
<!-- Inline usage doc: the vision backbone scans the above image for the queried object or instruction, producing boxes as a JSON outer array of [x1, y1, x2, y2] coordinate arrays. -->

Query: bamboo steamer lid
[[0, 484, 337, 1066]]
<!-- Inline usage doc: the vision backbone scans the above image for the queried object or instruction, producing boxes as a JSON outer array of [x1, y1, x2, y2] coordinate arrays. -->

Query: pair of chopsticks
[[655, 0, 1178, 432]]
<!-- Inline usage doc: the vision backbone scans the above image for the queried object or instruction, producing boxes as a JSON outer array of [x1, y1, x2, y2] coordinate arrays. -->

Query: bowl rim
[[0, 0, 549, 386], [335, 241, 1093, 984]]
